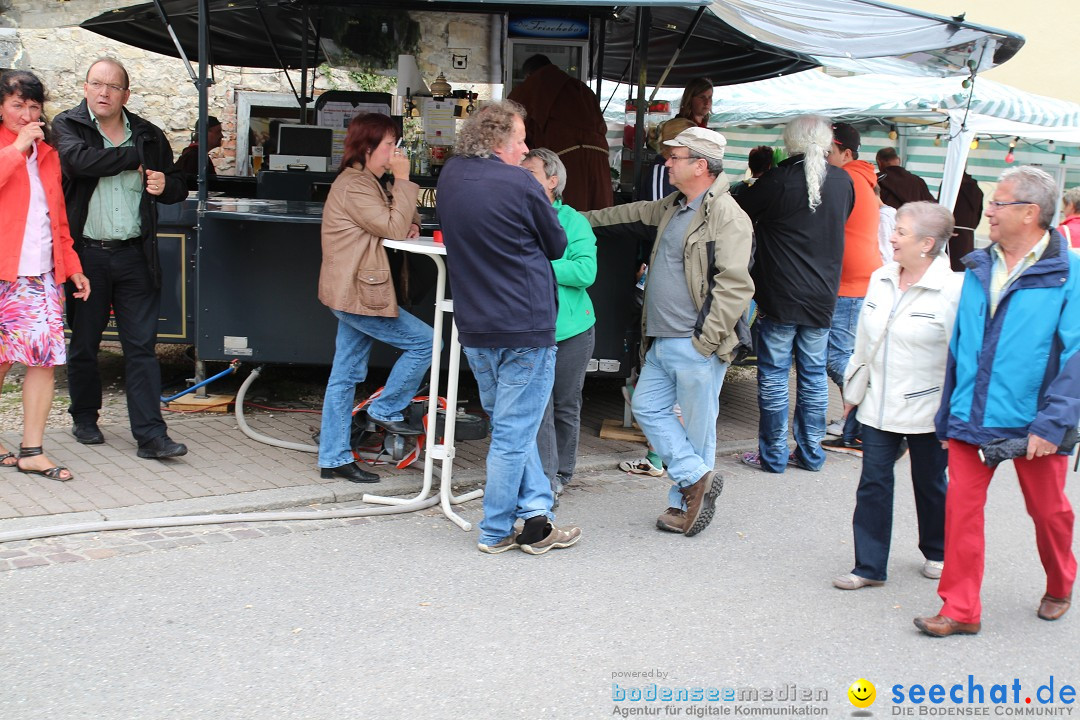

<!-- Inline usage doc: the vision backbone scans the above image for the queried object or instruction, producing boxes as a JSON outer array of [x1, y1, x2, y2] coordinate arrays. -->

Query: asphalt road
[[1, 451, 1077, 719]]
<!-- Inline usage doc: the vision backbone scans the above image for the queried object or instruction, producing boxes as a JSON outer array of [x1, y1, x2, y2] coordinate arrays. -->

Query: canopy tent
[[680, 70, 1080, 210], [77, 0, 1026, 203], [703, 71, 1080, 129], [80, 0, 1024, 85]]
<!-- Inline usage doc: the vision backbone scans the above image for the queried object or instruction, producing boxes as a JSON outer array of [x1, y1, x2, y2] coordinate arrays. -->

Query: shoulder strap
[[866, 287, 921, 361]]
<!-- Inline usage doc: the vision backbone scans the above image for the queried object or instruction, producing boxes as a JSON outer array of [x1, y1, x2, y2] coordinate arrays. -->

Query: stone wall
[[2, 2, 499, 173]]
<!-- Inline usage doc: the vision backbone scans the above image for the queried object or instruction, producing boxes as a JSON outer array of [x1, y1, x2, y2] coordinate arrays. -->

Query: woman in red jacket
[[0, 70, 90, 481]]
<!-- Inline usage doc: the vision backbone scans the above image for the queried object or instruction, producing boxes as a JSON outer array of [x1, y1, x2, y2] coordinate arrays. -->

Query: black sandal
[[16, 446, 73, 482], [0, 449, 15, 468]]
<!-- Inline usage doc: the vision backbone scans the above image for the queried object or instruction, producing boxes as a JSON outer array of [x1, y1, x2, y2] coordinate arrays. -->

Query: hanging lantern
[[429, 72, 452, 99]]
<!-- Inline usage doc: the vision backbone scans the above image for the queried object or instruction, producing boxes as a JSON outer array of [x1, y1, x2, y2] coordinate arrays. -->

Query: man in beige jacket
[[585, 127, 754, 537]]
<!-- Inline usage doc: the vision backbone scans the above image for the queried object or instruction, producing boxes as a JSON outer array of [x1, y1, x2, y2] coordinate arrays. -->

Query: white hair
[[782, 115, 833, 212]]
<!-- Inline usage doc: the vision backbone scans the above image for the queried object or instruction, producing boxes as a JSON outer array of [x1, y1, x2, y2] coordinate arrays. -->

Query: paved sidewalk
[[0, 366, 842, 531]]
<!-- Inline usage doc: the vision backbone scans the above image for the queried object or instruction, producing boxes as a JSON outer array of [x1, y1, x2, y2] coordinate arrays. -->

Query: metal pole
[[197, 0, 209, 204], [594, 17, 606, 98], [631, 7, 650, 195], [649, 6, 706, 101], [299, 4, 310, 121]]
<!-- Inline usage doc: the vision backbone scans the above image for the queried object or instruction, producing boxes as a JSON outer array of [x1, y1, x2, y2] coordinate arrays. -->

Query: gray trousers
[[537, 326, 595, 488]]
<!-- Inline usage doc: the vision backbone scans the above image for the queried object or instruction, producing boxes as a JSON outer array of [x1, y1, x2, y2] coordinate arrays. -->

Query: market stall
[[79, 0, 1025, 374]]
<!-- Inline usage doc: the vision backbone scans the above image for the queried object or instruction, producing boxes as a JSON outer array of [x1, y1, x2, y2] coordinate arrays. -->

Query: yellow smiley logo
[[848, 679, 876, 708]]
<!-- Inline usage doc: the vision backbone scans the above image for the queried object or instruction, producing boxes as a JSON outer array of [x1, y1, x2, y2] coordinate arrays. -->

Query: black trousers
[[851, 425, 947, 581], [67, 245, 167, 444]]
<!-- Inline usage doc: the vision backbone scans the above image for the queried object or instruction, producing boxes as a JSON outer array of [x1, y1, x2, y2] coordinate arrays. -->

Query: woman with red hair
[[316, 112, 432, 483]]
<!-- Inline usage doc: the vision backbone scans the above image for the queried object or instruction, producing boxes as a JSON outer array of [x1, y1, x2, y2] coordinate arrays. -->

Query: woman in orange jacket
[[0, 70, 90, 481]]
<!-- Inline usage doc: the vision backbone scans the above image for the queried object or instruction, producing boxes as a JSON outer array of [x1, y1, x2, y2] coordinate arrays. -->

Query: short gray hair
[[679, 151, 723, 179], [999, 166, 1057, 229], [897, 201, 954, 257], [523, 147, 567, 200], [455, 100, 526, 158], [1062, 186, 1080, 213]]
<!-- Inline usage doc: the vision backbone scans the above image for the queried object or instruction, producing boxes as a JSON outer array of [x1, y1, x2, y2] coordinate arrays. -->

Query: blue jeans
[[851, 426, 947, 581], [318, 308, 433, 468], [632, 337, 728, 510], [827, 296, 863, 443], [753, 316, 829, 472], [464, 346, 557, 545]]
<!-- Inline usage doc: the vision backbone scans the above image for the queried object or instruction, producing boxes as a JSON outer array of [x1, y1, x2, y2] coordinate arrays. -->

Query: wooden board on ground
[[600, 417, 646, 443], [167, 393, 235, 414]]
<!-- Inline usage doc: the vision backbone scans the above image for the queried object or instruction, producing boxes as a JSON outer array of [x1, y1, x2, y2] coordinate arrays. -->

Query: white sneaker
[[922, 560, 944, 579], [832, 573, 885, 590], [826, 421, 844, 436], [618, 458, 664, 477]]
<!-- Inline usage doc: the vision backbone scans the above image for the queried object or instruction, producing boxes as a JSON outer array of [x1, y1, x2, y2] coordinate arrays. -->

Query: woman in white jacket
[[832, 202, 963, 590]]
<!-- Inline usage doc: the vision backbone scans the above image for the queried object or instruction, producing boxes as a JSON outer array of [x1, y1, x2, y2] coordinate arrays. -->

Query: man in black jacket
[[735, 115, 853, 473], [53, 58, 188, 459]]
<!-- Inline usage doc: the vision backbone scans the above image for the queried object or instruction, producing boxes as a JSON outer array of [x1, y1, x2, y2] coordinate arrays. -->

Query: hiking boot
[[519, 523, 581, 555], [618, 457, 664, 477], [822, 437, 863, 457], [477, 533, 520, 554], [656, 507, 687, 533], [680, 471, 723, 537]]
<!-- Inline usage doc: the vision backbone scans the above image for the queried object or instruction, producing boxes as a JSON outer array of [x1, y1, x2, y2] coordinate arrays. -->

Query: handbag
[[842, 289, 918, 406]]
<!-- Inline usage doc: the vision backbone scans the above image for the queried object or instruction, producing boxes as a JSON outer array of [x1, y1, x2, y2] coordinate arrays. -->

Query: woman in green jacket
[[522, 148, 598, 504]]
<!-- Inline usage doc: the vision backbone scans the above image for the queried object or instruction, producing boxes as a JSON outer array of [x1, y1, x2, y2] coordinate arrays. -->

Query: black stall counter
[[196, 198, 637, 375]]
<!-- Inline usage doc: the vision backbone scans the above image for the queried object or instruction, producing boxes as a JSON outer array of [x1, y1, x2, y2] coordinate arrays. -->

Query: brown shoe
[[913, 614, 981, 637], [656, 507, 687, 533], [1038, 594, 1071, 621], [680, 471, 724, 537]]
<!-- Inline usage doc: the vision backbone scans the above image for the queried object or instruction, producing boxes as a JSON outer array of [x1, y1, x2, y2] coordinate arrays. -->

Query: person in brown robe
[[508, 54, 613, 211], [875, 146, 934, 209], [949, 171, 984, 271]]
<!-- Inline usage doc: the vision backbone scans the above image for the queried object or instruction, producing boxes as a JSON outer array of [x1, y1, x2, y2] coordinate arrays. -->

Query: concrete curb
[[0, 440, 760, 535]]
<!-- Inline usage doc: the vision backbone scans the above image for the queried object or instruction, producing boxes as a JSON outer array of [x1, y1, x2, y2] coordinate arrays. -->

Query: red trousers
[[938, 439, 1075, 623]]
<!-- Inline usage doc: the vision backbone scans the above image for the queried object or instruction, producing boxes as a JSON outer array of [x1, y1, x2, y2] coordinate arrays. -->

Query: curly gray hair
[[455, 100, 526, 158]]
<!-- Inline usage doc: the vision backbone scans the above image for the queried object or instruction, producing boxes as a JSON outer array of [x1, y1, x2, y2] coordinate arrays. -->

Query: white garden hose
[[234, 365, 318, 453]]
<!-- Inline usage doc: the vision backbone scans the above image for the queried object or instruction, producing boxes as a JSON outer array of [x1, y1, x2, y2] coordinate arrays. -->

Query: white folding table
[[361, 237, 483, 530]]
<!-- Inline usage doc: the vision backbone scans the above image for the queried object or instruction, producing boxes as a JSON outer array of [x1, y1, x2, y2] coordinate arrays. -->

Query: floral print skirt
[[0, 272, 67, 367]]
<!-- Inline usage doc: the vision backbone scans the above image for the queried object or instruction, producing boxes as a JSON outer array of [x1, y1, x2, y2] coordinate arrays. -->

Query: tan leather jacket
[[318, 166, 420, 317], [585, 173, 754, 363]]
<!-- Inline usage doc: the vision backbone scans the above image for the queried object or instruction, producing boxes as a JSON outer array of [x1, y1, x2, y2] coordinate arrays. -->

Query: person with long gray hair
[[914, 165, 1080, 637], [831, 201, 962, 592], [521, 147, 598, 506], [734, 114, 854, 473]]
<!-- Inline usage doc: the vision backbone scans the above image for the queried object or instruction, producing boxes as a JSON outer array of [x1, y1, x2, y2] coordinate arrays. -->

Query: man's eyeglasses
[[988, 200, 1034, 208], [86, 80, 127, 93], [668, 154, 700, 162]]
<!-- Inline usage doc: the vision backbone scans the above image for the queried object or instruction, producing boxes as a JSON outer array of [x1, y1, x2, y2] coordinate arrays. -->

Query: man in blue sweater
[[437, 100, 581, 556], [915, 166, 1080, 637]]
